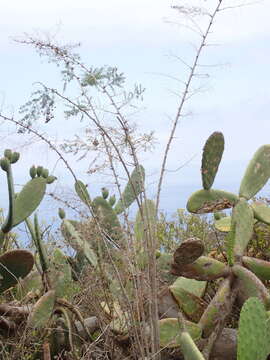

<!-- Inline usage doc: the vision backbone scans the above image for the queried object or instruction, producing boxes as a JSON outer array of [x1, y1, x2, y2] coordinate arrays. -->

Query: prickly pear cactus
[[27, 290, 56, 329], [0, 249, 34, 293], [114, 164, 145, 214], [201, 131, 224, 190], [168, 133, 270, 359], [239, 145, 270, 200], [75, 180, 91, 205], [237, 297, 269, 360]]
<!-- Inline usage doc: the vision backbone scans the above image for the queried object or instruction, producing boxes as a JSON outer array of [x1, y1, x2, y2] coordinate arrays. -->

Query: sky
[[1, 0, 270, 226]]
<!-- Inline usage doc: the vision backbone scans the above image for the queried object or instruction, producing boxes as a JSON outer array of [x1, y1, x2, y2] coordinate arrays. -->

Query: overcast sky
[[1, 0, 270, 218]]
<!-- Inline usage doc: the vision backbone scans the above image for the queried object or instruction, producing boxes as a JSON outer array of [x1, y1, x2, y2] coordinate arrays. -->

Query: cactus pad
[[114, 165, 145, 214], [0, 250, 34, 293], [61, 219, 98, 268], [232, 200, 254, 259], [186, 189, 238, 214], [13, 177, 47, 227], [173, 238, 204, 266], [15, 270, 42, 300], [201, 131, 224, 190], [75, 180, 91, 205], [199, 278, 232, 337], [134, 199, 156, 244], [251, 201, 270, 225], [27, 290, 56, 329], [243, 256, 270, 281], [159, 318, 202, 348], [239, 144, 270, 200], [237, 297, 269, 360], [171, 256, 229, 281], [233, 265, 270, 309], [169, 280, 206, 322], [214, 216, 231, 232], [180, 332, 206, 360], [92, 196, 123, 241]]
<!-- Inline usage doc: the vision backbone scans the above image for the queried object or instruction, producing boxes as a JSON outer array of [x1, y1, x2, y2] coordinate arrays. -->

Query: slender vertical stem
[[156, 1, 224, 213]]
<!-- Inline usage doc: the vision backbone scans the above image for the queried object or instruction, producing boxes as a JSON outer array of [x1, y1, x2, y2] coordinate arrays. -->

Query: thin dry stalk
[[156, 1, 224, 213]]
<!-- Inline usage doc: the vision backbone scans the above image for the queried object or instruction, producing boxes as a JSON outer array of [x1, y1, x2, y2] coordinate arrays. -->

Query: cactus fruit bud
[[0, 157, 10, 172], [109, 195, 116, 207], [46, 176, 57, 184], [58, 208, 66, 219], [42, 169, 49, 178], [4, 149, 12, 160], [10, 152, 20, 164], [36, 166, 43, 177], [102, 187, 109, 199], [29, 166, 37, 179]]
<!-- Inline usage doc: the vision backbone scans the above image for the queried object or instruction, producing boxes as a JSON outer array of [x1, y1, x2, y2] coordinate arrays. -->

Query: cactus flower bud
[[10, 151, 20, 164], [46, 175, 57, 184], [102, 187, 109, 199], [0, 157, 10, 172], [4, 149, 12, 160], [42, 169, 49, 178], [36, 166, 43, 177], [58, 208, 66, 219], [29, 166, 37, 179]]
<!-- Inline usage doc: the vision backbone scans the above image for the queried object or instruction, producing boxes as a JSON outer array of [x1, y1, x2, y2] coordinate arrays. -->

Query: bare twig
[[156, 0, 224, 212]]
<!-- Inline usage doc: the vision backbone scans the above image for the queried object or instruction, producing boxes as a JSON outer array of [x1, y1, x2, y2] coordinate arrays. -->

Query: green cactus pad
[[0, 250, 34, 293], [171, 256, 229, 281], [13, 177, 47, 227], [243, 256, 270, 281], [186, 189, 238, 214], [232, 200, 254, 259], [169, 280, 206, 322], [214, 216, 231, 232], [62, 219, 98, 268], [15, 270, 42, 300], [75, 180, 91, 205], [199, 278, 232, 337], [237, 297, 269, 360], [201, 131, 224, 190], [233, 265, 270, 309], [251, 201, 270, 225], [51, 248, 79, 299], [27, 290, 56, 329], [114, 165, 145, 214], [173, 238, 204, 266], [180, 332, 206, 360], [92, 196, 123, 241], [239, 145, 270, 200], [171, 277, 207, 298], [134, 199, 156, 244], [156, 253, 175, 283], [159, 318, 202, 348]]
